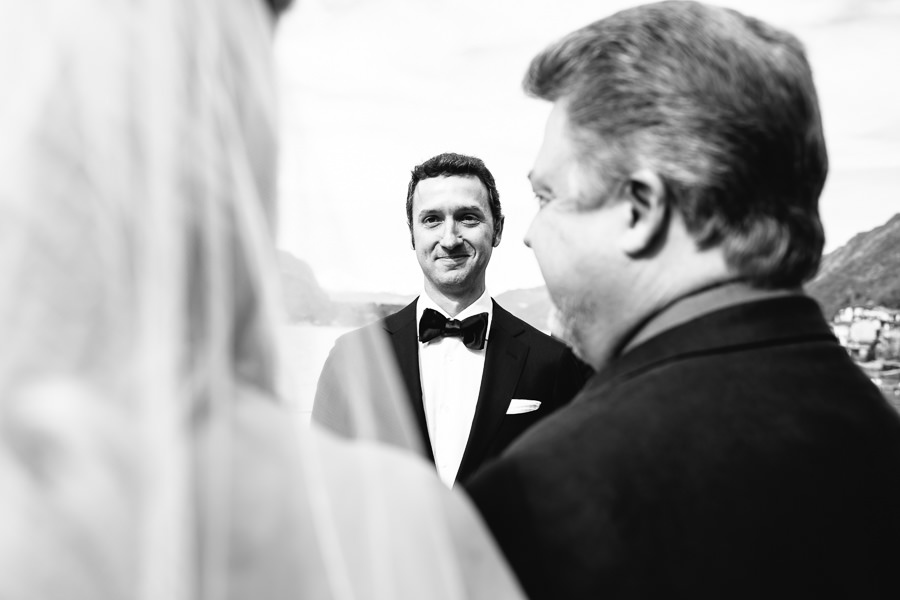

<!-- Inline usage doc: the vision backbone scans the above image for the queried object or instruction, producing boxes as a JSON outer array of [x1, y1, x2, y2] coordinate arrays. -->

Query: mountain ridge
[[277, 212, 900, 327], [807, 212, 900, 318]]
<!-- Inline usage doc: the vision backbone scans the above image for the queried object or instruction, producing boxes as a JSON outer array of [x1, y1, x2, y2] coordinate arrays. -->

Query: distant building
[[832, 305, 900, 400], [835, 305, 900, 325]]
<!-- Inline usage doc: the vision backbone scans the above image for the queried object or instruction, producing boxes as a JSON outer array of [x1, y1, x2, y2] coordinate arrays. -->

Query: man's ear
[[492, 215, 505, 247], [618, 169, 667, 256]]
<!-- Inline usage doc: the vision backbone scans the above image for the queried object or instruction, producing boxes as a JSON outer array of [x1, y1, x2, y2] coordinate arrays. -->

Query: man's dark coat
[[467, 296, 900, 599]]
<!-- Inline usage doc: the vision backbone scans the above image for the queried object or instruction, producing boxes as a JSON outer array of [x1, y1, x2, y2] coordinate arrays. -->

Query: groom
[[312, 152, 589, 486]]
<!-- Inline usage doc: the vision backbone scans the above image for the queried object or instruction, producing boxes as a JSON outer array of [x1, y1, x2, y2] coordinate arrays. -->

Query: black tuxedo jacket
[[312, 298, 589, 483], [467, 296, 900, 599]]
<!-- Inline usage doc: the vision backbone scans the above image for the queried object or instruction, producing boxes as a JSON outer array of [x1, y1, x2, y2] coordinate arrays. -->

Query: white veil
[[0, 1, 522, 599]]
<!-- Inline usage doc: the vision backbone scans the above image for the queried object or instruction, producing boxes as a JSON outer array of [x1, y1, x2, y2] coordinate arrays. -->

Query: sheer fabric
[[0, 1, 523, 599]]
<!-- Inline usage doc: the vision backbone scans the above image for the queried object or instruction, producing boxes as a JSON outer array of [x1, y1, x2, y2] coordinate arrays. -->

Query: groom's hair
[[406, 152, 503, 247]]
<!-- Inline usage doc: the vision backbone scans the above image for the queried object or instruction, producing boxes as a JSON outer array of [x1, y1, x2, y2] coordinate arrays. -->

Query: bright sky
[[274, 0, 900, 295]]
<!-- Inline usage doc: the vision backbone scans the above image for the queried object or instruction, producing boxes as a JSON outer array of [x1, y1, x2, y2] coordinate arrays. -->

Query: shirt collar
[[416, 288, 494, 340], [622, 281, 804, 355]]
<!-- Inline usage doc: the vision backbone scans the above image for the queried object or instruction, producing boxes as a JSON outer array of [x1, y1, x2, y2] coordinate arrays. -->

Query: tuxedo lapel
[[457, 302, 528, 482], [384, 300, 434, 463]]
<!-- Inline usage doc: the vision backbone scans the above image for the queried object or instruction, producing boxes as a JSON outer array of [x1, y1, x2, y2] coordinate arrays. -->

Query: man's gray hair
[[524, 0, 828, 288]]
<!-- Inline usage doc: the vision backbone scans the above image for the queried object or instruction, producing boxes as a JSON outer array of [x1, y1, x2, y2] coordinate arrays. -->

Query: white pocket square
[[506, 399, 541, 415]]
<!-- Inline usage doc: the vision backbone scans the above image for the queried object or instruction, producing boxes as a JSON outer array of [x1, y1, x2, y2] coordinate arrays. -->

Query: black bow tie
[[418, 308, 488, 350]]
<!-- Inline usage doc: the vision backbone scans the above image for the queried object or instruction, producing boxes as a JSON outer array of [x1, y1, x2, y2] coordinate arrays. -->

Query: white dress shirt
[[417, 289, 493, 487]]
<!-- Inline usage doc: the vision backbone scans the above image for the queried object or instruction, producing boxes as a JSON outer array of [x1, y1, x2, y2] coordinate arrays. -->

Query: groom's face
[[410, 175, 500, 299]]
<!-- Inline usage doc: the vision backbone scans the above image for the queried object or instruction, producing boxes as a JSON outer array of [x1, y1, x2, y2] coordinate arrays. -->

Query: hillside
[[277, 250, 334, 323], [277, 250, 414, 326], [807, 213, 900, 319]]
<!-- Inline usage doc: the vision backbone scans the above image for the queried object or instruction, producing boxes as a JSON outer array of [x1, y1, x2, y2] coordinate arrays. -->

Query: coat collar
[[587, 294, 836, 395], [382, 299, 432, 461]]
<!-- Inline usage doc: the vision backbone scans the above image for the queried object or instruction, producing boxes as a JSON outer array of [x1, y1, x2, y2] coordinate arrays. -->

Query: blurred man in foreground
[[466, 2, 900, 598]]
